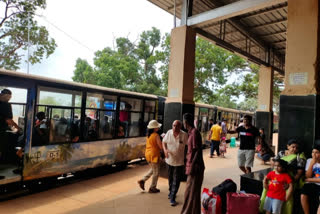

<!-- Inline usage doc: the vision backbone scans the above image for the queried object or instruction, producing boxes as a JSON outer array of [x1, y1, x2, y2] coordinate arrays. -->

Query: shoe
[[209, 155, 213, 158], [170, 199, 178, 206], [0, 176, 4, 180], [137, 180, 145, 190], [168, 194, 170, 199], [148, 187, 160, 193]]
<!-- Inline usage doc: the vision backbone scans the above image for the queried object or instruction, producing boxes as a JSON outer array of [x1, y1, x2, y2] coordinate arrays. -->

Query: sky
[[19, 0, 175, 81]]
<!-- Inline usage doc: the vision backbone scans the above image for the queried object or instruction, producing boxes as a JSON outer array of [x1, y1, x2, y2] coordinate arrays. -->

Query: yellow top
[[145, 132, 161, 163], [210, 124, 222, 141]]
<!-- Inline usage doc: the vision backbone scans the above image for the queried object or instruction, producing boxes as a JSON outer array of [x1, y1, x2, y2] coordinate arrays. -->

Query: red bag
[[226, 192, 260, 214], [201, 188, 222, 214]]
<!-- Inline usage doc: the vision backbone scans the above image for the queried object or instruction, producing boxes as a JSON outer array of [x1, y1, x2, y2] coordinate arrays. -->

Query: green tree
[[158, 35, 248, 105], [134, 27, 164, 95], [72, 58, 95, 84], [73, 28, 165, 95], [0, 0, 56, 70], [157, 33, 171, 93]]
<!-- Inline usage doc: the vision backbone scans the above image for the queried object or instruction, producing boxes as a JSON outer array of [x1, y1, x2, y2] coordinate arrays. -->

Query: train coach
[[0, 69, 254, 188]]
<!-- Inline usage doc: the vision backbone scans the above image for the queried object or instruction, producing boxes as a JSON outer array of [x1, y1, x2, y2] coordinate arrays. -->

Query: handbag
[[201, 188, 222, 214]]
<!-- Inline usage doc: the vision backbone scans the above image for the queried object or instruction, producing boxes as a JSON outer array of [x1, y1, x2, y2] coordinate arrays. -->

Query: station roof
[[148, 0, 287, 75]]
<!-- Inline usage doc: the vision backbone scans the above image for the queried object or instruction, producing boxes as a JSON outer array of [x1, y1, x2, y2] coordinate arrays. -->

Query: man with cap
[[162, 120, 188, 206]]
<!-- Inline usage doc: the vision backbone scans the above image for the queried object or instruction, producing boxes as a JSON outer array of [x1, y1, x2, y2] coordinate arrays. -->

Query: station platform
[[0, 146, 269, 214]]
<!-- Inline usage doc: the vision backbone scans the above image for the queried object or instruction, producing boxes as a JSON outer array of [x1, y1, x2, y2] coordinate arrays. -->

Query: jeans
[[167, 164, 184, 200], [210, 140, 220, 156]]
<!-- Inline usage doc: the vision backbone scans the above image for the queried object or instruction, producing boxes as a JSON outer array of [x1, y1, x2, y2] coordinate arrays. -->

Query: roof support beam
[[181, 0, 193, 25], [251, 18, 287, 30], [260, 30, 286, 37], [187, 0, 287, 27], [240, 4, 287, 20], [195, 28, 284, 75]]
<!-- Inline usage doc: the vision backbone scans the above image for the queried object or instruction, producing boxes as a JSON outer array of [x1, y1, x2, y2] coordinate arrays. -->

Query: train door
[[199, 108, 208, 132], [213, 107, 218, 124], [217, 110, 222, 122], [194, 107, 200, 130], [0, 86, 27, 184]]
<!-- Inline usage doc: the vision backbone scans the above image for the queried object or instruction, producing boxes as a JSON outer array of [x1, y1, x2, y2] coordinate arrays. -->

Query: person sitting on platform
[[263, 159, 293, 214], [260, 139, 306, 214], [300, 145, 320, 214], [256, 134, 274, 165]]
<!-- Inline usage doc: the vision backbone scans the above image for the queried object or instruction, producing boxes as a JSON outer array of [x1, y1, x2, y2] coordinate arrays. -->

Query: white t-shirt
[[305, 158, 320, 185], [163, 129, 188, 166]]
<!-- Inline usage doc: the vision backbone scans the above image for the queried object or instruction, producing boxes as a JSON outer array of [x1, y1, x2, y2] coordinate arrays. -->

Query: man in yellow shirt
[[208, 121, 222, 158]]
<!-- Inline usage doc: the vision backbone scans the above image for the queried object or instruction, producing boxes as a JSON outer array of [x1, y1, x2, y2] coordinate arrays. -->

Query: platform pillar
[[278, 0, 320, 155], [256, 66, 273, 144], [163, 26, 196, 132]]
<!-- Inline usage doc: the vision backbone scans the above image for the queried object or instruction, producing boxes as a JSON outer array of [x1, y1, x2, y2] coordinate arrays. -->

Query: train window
[[86, 93, 117, 110], [199, 108, 208, 132], [38, 88, 82, 107], [208, 109, 214, 120], [99, 111, 115, 139], [85, 93, 117, 140], [119, 97, 143, 137], [145, 100, 155, 112], [34, 87, 82, 146], [217, 111, 222, 121], [144, 100, 156, 136], [0, 86, 27, 131]]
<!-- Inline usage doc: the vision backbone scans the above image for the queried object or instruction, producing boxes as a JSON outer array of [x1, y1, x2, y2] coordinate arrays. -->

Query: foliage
[[72, 27, 283, 112], [73, 28, 165, 95], [0, 0, 56, 70], [194, 38, 247, 104], [237, 98, 258, 112]]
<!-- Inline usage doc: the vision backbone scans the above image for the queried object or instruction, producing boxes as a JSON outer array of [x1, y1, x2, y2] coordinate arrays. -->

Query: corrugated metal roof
[[148, 0, 287, 75]]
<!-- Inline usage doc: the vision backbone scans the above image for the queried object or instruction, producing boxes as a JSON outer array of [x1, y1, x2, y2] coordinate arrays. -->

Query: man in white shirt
[[162, 120, 188, 206]]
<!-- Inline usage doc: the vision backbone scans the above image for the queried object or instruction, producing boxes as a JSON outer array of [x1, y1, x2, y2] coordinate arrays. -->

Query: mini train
[[0, 69, 253, 189]]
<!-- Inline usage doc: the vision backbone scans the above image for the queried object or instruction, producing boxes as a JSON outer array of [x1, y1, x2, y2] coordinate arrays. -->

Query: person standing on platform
[[181, 113, 205, 214], [0, 89, 21, 167], [162, 120, 188, 206], [221, 118, 227, 137], [229, 114, 260, 174], [208, 121, 222, 158], [137, 120, 163, 193]]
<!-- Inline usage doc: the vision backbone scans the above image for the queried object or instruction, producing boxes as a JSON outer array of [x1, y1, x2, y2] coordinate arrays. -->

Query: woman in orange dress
[[137, 120, 163, 193]]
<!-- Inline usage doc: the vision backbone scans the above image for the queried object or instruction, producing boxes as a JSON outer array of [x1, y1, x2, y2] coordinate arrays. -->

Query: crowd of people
[[137, 114, 320, 214]]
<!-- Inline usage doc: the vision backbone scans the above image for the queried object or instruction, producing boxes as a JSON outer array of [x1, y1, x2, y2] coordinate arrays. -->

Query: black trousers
[[167, 164, 184, 200]]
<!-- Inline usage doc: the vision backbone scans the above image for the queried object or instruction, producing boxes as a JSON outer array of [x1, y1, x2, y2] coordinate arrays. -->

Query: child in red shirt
[[263, 159, 293, 214]]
